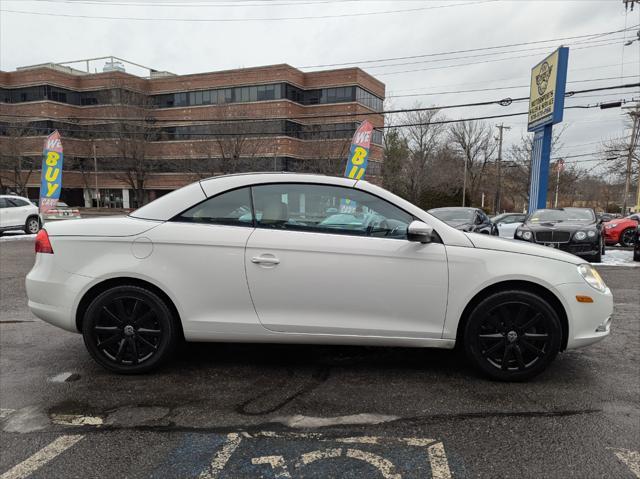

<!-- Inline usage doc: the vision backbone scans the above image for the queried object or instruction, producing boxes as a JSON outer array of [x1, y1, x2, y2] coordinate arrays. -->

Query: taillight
[[35, 229, 54, 254]]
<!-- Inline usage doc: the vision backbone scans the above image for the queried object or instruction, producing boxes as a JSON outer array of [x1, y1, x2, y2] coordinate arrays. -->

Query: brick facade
[[1, 62, 385, 207]]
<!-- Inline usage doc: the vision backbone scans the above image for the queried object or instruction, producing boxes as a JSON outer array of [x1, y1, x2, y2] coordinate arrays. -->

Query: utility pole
[[93, 143, 99, 208], [554, 158, 564, 208], [494, 123, 510, 213], [462, 157, 468, 207], [622, 108, 639, 214]]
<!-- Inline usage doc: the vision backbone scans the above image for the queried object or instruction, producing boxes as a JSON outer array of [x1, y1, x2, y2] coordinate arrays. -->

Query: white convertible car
[[26, 174, 613, 380]]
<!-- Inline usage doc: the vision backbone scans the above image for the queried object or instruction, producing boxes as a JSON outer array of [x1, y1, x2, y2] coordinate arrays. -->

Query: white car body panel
[[26, 174, 613, 355], [246, 228, 448, 338], [0, 195, 38, 230], [496, 221, 522, 239]]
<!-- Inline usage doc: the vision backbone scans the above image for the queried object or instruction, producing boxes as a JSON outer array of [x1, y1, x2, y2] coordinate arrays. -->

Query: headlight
[[587, 230, 597, 238], [605, 223, 617, 229], [516, 230, 523, 238], [523, 231, 533, 240], [577, 264, 607, 293], [575, 231, 587, 240]]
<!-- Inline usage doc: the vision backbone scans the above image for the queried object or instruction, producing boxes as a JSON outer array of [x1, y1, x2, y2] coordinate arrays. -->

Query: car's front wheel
[[82, 285, 177, 374], [463, 290, 562, 381], [620, 228, 635, 247]]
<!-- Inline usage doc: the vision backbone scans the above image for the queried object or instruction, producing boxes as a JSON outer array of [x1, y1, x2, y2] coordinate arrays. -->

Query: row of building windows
[[0, 120, 384, 144], [0, 83, 383, 111], [0, 155, 382, 176]]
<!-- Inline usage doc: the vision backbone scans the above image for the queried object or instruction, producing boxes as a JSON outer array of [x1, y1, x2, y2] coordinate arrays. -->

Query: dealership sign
[[344, 120, 374, 180], [527, 47, 569, 132], [526, 47, 569, 213], [39, 130, 64, 214]]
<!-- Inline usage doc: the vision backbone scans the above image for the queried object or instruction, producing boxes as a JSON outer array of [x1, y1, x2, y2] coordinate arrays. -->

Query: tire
[[620, 228, 635, 247], [634, 250, 640, 262], [82, 285, 177, 374], [24, 216, 40, 235], [463, 290, 562, 381]]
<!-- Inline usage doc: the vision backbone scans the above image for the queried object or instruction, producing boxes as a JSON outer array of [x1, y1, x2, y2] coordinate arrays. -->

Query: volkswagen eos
[[26, 174, 613, 381]]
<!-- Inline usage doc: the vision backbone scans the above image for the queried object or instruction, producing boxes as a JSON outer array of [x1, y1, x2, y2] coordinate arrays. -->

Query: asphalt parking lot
[[0, 236, 638, 478]]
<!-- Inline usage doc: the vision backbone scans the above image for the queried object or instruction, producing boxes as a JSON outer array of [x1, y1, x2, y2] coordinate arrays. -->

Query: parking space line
[[198, 432, 242, 479], [427, 442, 452, 479], [0, 409, 15, 420], [0, 434, 84, 479], [612, 448, 640, 478]]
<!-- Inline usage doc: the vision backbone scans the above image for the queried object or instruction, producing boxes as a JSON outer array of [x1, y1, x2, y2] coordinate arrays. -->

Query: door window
[[172, 187, 253, 226], [251, 183, 413, 239], [0, 198, 7, 208], [9, 198, 29, 207]]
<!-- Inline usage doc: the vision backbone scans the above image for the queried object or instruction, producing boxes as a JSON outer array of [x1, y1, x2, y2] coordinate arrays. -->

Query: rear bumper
[[25, 254, 91, 333], [556, 282, 613, 349]]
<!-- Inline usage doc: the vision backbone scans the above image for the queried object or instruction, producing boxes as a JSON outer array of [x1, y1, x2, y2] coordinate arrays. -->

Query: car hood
[[44, 216, 162, 237], [465, 232, 584, 265], [524, 221, 596, 231]]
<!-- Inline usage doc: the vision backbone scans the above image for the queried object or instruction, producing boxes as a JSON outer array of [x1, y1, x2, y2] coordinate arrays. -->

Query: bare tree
[[0, 122, 37, 195], [448, 120, 496, 207], [400, 106, 446, 204], [111, 85, 156, 208]]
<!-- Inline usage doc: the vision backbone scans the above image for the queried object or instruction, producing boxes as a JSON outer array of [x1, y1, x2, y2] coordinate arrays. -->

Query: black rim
[[92, 295, 162, 365], [477, 301, 552, 372], [621, 230, 635, 246]]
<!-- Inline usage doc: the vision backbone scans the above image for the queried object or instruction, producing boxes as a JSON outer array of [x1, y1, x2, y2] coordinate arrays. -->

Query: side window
[[5, 199, 19, 208], [173, 187, 253, 227], [0, 198, 7, 208], [251, 183, 413, 239], [11, 198, 28, 207]]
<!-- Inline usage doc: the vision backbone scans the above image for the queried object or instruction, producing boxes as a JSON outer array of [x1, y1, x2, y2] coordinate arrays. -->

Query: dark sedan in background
[[514, 207, 605, 262], [428, 207, 498, 235]]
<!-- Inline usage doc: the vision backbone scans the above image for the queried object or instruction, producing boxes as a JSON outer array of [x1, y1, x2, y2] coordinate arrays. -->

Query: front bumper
[[557, 282, 613, 349], [531, 241, 599, 258]]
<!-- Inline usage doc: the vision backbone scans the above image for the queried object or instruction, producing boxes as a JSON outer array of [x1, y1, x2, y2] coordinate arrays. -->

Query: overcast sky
[[1, 0, 638, 173]]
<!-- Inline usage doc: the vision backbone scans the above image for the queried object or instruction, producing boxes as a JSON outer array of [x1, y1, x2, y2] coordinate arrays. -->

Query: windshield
[[429, 208, 474, 223], [529, 208, 595, 223]]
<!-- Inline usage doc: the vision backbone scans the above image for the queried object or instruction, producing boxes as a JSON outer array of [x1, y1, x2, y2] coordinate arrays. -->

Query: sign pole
[[526, 47, 569, 214]]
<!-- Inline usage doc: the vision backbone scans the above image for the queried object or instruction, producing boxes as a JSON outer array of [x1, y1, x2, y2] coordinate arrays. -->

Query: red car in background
[[603, 213, 640, 246]]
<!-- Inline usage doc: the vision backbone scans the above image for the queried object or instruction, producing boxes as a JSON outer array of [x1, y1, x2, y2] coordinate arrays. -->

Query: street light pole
[[462, 156, 468, 207], [494, 123, 510, 213]]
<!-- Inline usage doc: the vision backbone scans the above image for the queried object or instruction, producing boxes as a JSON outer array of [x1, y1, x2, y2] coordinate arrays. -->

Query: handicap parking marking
[[183, 431, 453, 479], [0, 435, 84, 479]]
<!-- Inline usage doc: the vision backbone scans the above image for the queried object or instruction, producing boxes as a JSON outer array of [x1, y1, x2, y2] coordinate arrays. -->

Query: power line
[[375, 40, 627, 77], [0, 0, 496, 22], [387, 75, 639, 99], [300, 25, 638, 69]]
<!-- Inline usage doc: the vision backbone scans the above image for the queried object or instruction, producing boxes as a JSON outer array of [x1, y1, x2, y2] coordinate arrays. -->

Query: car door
[[498, 215, 525, 238], [2, 198, 22, 228], [150, 186, 260, 335], [245, 183, 449, 339], [0, 198, 9, 228]]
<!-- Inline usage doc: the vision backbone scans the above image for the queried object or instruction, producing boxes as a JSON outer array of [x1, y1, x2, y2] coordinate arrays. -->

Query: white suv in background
[[0, 195, 40, 235]]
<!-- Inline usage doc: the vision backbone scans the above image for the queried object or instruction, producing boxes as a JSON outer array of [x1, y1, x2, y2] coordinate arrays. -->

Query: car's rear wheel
[[620, 228, 635, 247], [82, 285, 177, 374], [463, 290, 562, 381], [24, 216, 40, 234]]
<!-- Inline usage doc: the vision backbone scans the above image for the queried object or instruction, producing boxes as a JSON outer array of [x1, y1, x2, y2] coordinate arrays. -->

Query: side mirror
[[407, 221, 433, 243]]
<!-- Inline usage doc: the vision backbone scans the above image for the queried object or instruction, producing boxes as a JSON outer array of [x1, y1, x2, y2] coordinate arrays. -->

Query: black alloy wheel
[[82, 285, 177, 374], [25, 216, 40, 234], [464, 290, 562, 381], [620, 228, 636, 247]]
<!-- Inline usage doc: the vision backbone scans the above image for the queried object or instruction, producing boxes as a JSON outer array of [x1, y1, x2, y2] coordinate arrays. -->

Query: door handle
[[251, 255, 280, 265]]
